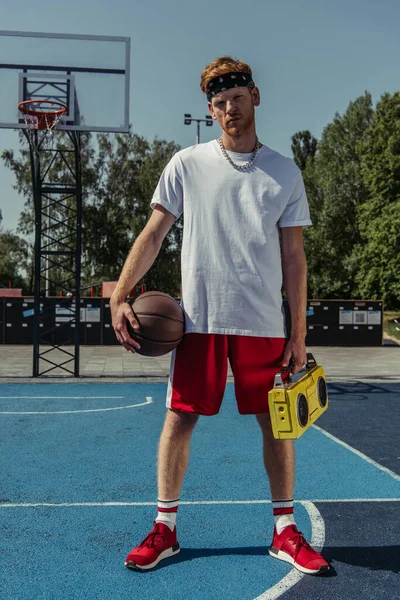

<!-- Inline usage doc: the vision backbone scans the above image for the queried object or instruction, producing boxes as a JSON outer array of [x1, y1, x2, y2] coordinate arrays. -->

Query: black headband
[[207, 72, 255, 101]]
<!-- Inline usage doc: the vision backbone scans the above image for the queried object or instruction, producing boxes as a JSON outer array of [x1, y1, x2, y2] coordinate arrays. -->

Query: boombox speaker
[[268, 353, 328, 440]]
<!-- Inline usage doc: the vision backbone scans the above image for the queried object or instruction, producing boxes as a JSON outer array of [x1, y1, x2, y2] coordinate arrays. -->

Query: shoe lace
[[138, 526, 167, 550], [292, 529, 314, 557]]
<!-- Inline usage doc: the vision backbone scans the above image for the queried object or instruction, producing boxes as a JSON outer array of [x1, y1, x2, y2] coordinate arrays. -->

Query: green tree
[[82, 132, 182, 296], [0, 229, 29, 290], [2, 131, 182, 297], [355, 92, 400, 308], [2, 131, 98, 295], [296, 92, 374, 299], [291, 130, 318, 171]]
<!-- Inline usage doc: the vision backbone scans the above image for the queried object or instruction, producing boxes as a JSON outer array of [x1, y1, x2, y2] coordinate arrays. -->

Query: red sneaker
[[269, 525, 330, 575], [125, 521, 180, 571]]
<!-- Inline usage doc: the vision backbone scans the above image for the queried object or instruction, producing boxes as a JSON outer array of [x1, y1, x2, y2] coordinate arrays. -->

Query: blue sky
[[1, 0, 399, 231]]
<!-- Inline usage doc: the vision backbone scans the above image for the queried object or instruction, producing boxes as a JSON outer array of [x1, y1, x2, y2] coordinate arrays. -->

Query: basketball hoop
[[18, 100, 67, 133]]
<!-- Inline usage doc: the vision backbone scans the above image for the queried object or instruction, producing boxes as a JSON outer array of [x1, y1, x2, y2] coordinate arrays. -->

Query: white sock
[[272, 499, 296, 535], [155, 498, 179, 531], [274, 513, 296, 535]]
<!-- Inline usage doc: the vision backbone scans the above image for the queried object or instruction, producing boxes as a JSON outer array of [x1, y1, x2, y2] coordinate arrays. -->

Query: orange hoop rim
[[18, 99, 67, 118]]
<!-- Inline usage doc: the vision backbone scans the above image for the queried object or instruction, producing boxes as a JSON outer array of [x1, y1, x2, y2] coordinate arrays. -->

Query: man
[[110, 56, 329, 575]]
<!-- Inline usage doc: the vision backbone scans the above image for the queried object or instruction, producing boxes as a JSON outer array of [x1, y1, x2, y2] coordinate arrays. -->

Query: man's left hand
[[282, 338, 307, 374]]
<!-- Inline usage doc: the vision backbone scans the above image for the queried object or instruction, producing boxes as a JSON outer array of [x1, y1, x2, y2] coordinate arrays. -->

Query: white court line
[[0, 396, 125, 399], [0, 498, 325, 600], [312, 424, 400, 482], [0, 498, 322, 600], [327, 377, 400, 383], [1, 498, 398, 508], [253, 501, 325, 600], [0, 396, 153, 414], [2, 498, 398, 598]]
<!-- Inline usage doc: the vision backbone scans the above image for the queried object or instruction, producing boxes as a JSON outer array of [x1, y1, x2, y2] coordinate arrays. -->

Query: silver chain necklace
[[218, 136, 262, 171]]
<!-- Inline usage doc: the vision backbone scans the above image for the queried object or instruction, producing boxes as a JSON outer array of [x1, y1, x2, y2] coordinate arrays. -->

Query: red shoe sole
[[269, 545, 330, 575], [125, 543, 180, 571]]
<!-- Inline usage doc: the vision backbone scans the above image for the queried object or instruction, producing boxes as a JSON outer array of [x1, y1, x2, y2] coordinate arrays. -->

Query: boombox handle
[[274, 353, 317, 388]]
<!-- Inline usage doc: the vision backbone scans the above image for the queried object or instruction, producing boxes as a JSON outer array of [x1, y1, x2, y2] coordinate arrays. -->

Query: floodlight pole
[[184, 114, 213, 143]]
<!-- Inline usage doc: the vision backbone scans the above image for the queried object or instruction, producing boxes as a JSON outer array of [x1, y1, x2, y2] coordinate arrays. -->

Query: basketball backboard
[[0, 30, 130, 133]]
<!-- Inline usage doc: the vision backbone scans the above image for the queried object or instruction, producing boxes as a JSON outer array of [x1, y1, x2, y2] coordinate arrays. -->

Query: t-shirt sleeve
[[278, 170, 312, 228], [150, 154, 183, 219]]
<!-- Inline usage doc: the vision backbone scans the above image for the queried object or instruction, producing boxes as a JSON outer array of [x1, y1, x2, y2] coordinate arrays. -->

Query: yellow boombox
[[268, 353, 328, 440]]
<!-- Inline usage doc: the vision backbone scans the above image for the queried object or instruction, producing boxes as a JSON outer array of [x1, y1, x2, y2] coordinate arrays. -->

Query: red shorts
[[166, 333, 287, 416]]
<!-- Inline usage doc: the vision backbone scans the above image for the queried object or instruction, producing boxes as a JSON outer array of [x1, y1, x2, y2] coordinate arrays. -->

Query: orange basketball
[[127, 291, 185, 357]]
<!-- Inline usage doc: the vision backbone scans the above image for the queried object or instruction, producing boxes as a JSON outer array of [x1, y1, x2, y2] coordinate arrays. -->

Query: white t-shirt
[[151, 139, 312, 337]]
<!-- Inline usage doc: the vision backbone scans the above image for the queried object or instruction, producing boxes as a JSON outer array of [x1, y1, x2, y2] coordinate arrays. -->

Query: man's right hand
[[110, 298, 141, 353]]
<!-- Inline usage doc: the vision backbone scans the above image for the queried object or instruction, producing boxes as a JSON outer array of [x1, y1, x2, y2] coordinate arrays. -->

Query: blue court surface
[[0, 381, 399, 600]]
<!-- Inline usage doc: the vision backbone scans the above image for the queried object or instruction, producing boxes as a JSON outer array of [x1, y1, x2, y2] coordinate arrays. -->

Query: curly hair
[[200, 56, 253, 95]]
